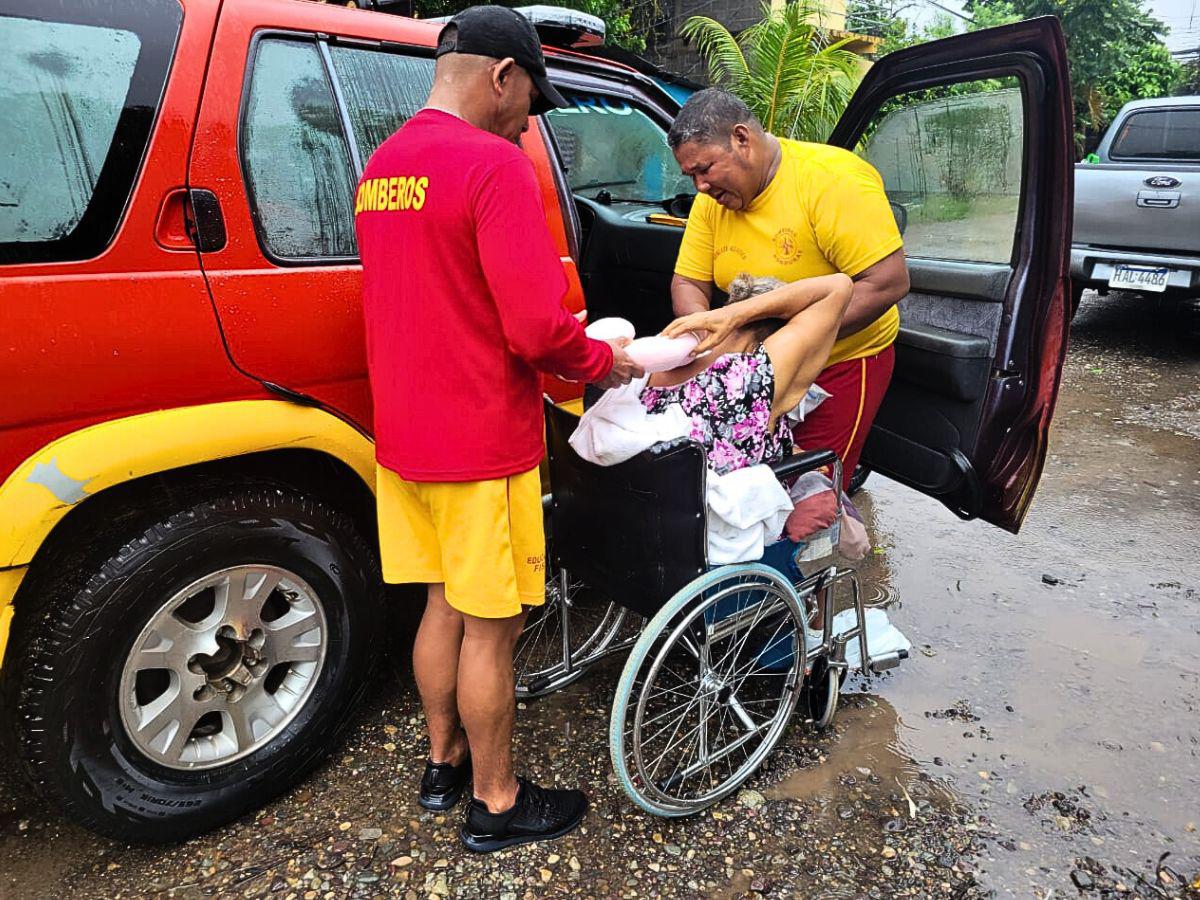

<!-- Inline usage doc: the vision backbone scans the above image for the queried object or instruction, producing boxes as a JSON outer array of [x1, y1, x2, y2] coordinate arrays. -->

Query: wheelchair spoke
[[648, 704, 707, 783], [707, 590, 778, 679], [514, 566, 634, 697], [654, 691, 726, 789], [636, 688, 712, 735], [637, 683, 715, 748]]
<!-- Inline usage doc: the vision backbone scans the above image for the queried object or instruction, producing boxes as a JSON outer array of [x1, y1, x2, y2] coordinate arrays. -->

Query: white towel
[[705, 465, 793, 564], [567, 376, 689, 466]]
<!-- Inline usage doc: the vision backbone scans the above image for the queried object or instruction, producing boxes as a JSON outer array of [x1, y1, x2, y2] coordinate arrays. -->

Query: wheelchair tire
[[610, 564, 809, 817]]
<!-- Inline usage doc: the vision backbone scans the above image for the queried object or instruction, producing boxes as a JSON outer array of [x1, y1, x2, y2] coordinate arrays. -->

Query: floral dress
[[639, 344, 794, 476]]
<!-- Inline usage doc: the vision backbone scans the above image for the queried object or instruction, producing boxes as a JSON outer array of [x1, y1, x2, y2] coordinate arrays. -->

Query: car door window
[[0, 0, 181, 264], [1109, 108, 1200, 161], [545, 92, 693, 201], [242, 38, 357, 260], [328, 46, 434, 164], [858, 78, 1023, 264]]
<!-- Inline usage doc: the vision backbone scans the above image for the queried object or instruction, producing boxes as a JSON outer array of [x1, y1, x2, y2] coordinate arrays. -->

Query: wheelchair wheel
[[610, 564, 809, 816], [514, 566, 630, 698]]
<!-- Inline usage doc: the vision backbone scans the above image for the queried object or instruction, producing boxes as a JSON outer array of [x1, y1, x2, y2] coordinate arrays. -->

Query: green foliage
[[967, 0, 1183, 148], [681, 0, 863, 142], [915, 194, 972, 221], [558, 0, 648, 52], [844, 0, 908, 49], [1181, 58, 1200, 96], [1100, 40, 1183, 112]]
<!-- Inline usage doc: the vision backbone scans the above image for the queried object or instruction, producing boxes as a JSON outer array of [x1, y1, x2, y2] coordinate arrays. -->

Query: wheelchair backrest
[[544, 399, 709, 619]]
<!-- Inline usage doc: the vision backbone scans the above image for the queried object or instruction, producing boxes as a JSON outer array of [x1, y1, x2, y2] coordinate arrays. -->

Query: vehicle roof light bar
[[423, 5, 606, 49]]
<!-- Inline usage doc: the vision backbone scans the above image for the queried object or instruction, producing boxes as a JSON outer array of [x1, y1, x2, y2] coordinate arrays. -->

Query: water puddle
[[771, 695, 957, 815]]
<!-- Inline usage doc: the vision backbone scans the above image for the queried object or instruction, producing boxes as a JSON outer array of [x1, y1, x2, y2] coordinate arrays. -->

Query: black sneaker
[[418, 755, 472, 811], [460, 777, 588, 853]]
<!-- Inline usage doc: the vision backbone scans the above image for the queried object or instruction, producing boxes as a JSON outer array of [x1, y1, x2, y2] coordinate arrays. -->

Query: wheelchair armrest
[[769, 449, 839, 482]]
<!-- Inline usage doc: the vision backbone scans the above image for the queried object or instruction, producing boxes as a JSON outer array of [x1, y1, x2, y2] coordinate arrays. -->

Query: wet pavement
[[1, 290, 1198, 898]]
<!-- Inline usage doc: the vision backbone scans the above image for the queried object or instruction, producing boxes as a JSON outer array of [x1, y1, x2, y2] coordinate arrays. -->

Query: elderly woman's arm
[[760, 276, 853, 420], [662, 273, 853, 354]]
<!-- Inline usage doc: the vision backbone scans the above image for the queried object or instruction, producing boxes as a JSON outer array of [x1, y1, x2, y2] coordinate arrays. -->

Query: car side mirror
[[890, 200, 908, 236]]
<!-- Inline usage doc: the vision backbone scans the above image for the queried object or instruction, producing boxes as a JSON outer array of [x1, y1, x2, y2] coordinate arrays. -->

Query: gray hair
[[727, 273, 789, 342], [667, 88, 761, 150], [727, 273, 786, 302]]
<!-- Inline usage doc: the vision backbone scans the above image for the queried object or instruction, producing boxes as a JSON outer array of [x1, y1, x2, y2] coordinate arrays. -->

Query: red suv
[[0, 0, 1074, 841]]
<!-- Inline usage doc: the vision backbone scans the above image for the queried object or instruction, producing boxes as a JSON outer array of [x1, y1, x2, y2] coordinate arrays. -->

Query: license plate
[[1109, 265, 1170, 292]]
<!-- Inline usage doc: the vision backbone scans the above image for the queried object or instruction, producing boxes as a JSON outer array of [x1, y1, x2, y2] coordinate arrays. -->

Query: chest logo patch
[[773, 228, 801, 264]]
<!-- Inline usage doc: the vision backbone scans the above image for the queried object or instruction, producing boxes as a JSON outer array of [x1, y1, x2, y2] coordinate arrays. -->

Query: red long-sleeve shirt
[[356, 110, 612, 481]]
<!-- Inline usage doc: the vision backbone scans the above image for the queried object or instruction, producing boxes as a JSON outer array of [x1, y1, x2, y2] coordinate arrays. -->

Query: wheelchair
[[515, 399, 906, 817]]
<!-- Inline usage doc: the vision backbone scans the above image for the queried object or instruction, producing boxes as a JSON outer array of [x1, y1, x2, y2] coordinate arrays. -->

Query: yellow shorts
[[376, 465, 546, 619]]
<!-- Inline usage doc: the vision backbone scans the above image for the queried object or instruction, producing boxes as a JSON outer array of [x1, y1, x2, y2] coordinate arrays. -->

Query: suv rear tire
[[2, 485, 383, 843]]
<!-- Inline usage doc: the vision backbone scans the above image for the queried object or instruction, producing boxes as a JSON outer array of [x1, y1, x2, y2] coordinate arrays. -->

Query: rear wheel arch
[[0, 400, 377, 571], [11, 445, 380, 619]]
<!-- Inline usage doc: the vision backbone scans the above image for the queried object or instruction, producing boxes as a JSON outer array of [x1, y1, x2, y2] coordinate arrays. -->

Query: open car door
[[828, 17, 1073, 532]]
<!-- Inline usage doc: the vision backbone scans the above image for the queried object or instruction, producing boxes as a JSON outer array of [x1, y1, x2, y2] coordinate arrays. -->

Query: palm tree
[[681, 0, 863, 143]]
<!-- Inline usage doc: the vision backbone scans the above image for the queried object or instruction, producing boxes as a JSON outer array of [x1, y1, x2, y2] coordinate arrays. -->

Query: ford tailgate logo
[[1144, 175, 1181, 188]]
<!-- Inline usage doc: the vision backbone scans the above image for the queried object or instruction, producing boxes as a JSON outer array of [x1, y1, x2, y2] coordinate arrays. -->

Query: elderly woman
[[644, 272, 853, 474]]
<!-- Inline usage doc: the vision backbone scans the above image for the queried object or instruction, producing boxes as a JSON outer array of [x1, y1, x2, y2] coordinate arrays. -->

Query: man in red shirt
[[355, 6, 640, 852]]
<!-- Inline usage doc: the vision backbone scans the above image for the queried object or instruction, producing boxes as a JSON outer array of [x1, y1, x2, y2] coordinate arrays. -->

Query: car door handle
[[1136, 190, 1180, 209], [186, 189, 227, 252]]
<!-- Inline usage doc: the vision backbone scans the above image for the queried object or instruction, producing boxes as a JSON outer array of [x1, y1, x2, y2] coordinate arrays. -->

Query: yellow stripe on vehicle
[[0, 401, 377, 569], [0, 567, 24, 672]]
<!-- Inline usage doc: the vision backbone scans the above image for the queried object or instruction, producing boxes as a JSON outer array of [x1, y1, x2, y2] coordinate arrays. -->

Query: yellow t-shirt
[[674, 138, 903, 366]]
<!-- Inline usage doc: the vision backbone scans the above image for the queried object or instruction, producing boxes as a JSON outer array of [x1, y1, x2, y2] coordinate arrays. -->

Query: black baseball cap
[[435, 6, 569, 116]]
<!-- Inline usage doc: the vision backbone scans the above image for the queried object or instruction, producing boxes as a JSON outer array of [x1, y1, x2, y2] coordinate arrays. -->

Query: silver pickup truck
[[1072, 96, 1200, 304]]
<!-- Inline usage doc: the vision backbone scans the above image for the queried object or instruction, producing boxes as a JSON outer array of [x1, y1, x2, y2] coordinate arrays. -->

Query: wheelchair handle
[[768, 449, 840, 482]]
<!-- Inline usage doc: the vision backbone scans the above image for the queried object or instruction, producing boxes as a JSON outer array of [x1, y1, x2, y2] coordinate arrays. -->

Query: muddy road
[[1, 290, 1198, 898]]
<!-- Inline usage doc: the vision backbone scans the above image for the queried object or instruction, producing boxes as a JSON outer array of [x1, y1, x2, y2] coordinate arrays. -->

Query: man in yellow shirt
[[668, 89, 909, 486]]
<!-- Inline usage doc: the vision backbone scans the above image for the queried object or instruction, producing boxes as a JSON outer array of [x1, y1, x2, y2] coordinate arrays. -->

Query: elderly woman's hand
[[661, 305, 741, 355]]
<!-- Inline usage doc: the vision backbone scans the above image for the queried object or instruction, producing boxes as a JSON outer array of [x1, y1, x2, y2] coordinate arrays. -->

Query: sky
[[903, 0, 1200, 53]]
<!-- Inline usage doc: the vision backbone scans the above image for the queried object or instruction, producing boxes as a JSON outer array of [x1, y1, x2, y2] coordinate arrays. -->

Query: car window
[[328, 47, 434, 164], [858, 78, 1024, 265], [0, 1, 181, 264], [242, 38, 357, 260], [1109, 108, 1200, 161], [545, 92, 693, 202]]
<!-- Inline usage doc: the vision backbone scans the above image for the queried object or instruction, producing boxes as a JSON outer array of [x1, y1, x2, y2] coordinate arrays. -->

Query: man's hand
[[594, 338, 644, 390], [661, 305, 741, 355]]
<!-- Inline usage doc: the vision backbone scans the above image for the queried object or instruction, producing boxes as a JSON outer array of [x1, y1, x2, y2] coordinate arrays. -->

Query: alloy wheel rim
[[118, 565, 327, 770]]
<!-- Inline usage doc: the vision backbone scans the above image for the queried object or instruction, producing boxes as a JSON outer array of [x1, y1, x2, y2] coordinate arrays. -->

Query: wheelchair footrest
[[867, 648, 909, 674]]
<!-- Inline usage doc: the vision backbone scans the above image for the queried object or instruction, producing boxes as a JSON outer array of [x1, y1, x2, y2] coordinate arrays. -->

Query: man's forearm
[[837, 282, 899, 338], [836, 250, 910, 338], [671, 275, 711, 317]]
